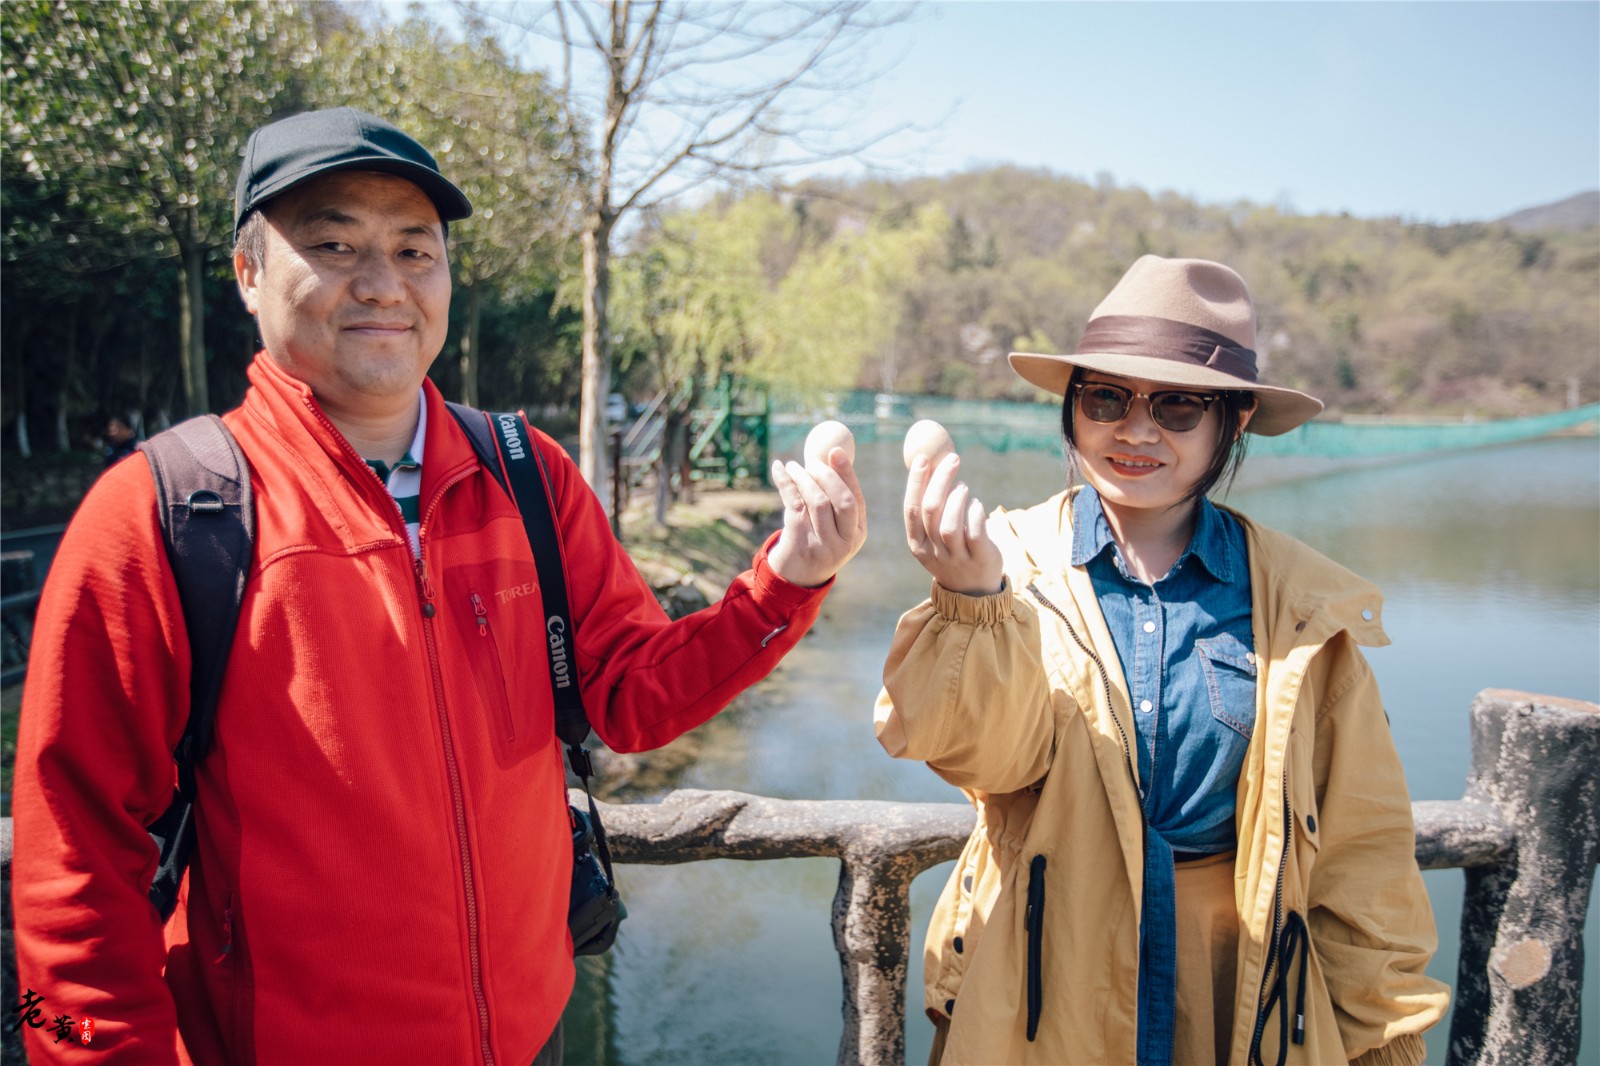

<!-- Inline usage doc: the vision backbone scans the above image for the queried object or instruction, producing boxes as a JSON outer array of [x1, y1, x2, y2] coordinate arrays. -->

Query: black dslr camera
[[568, 805, 626, 956]]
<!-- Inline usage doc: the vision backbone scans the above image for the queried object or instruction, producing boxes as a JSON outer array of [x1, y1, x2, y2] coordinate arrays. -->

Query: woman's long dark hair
[[1059, 369, 1256, 509]]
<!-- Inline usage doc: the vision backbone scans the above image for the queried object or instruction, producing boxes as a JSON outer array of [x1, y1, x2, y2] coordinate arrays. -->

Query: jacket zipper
[[217, 893, 234, 964], [1027, 580, 1151, 1050], [308, 399, 496, 1062], [1248, 779, 1293, 1066], [470, 590, 516, 745], [1026, 582, 1142, 803], [415, 478, 497, 1066], [305, 400, 415, 542], [1025, 853, 1047, 1041]]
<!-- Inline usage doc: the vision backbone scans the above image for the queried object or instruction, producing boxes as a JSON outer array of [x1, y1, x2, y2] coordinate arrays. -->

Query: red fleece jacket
[[12, 355, 827, 1064]]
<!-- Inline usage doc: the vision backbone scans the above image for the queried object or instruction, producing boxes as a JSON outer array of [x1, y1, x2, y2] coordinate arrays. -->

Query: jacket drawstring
[[1252, 910, 1309, 1066]]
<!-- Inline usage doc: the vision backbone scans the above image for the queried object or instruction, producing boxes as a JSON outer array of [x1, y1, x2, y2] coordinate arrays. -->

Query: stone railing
[[3, 689, 1596, 1065], [593, 689, 1599, 1066]]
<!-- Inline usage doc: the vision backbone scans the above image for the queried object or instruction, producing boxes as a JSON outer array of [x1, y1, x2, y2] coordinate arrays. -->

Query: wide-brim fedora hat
[[1008, 255, 1323, 436], [234, 107, 472, 241]]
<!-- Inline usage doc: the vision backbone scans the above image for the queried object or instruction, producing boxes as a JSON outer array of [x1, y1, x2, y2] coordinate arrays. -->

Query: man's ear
[[234, 250, 261, 315]]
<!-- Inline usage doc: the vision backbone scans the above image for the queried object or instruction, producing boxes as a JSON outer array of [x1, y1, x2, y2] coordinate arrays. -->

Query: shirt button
[[953, 936, 964, 954], [1142, 620, 1156, 633], [1362, 609, 1374, 621], [1246, 652, 1256, 665], [945, 998, 956, 1016], [1139, 699, 1154, 713]]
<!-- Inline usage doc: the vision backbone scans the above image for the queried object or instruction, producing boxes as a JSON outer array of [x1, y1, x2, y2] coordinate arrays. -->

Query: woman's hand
[[766, 447, 869, 588], [904, 452, 1004, 596]]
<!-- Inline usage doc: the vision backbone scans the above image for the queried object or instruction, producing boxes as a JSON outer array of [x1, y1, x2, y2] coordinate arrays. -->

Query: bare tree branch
[[466, 0, 920, 501]]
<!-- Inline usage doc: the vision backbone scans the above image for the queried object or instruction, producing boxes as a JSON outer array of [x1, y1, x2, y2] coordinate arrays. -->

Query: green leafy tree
[[4, 0, 317, 416], [758, 201, 951, 396]]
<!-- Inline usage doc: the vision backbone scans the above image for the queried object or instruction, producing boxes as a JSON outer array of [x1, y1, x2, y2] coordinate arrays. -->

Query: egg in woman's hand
[[903, 419, 954, 470], [803, 420, 856, 473]]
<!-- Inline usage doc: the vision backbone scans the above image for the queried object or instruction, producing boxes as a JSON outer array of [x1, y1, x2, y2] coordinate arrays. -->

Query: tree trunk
[[56, 312, 77, 453], [178, 242, 209, 416], [13, 320, 31, 459], [138, 333, 151, 431], [579, 1, 629, 509], [580, 213, 614, 506], [459, 283, 483, 408]]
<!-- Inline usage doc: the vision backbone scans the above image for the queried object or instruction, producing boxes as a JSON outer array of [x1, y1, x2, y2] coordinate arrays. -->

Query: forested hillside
[[614, 169, 1600, 419]]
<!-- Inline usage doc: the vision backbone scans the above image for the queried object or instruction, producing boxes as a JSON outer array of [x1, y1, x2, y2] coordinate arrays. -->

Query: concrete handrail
[[583, 689, 1600, 1066], [3, 689, 1595, 1065]]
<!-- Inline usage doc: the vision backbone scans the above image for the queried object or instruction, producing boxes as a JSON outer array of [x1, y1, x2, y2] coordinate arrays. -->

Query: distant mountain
[[1496, 190, 1599, 233]]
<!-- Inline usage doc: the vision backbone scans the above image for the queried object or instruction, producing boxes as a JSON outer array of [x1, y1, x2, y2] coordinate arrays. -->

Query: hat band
[[1075, 315, 1259, 383]]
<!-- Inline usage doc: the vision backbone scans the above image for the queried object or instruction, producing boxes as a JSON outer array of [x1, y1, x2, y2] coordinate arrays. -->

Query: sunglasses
[[1071, 381, 1222, 433]]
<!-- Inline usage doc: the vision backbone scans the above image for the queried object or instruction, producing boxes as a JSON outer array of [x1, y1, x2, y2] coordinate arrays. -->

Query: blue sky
[[411, 1, 1599, 225], [842, 1, 1600, 223]]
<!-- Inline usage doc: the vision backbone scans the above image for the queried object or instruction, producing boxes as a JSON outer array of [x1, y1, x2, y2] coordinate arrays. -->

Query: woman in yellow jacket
[[876, 256, 1449, 1065]]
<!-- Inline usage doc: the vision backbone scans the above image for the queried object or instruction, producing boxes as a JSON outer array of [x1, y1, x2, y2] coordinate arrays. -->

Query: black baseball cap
[[233, 107, 473, 240]]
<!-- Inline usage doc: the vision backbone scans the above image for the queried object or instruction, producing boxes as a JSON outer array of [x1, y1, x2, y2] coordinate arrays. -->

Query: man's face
[[234, 171, 450, 419]]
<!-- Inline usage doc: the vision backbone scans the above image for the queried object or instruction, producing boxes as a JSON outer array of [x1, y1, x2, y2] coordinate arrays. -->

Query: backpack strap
[[139, 414, 255, 918]]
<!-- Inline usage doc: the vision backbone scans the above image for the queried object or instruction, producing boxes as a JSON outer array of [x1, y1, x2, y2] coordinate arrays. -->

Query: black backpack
[[138, 404, 624, 954]]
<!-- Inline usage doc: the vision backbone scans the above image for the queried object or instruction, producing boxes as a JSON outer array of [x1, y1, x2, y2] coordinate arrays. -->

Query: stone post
[[1446, 690, 1600, 1066], [598, 789, 972, 1066]]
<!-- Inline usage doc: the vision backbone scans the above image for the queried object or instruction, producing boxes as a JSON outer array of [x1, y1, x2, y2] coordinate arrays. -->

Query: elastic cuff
[[929, 576, 1013, 626], [1349, 1031, 1427, 1066], [751, 529, 832, 608]]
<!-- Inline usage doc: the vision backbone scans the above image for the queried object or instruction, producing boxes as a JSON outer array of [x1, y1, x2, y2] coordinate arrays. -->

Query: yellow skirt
[[1174, 849, 1239, 1065]]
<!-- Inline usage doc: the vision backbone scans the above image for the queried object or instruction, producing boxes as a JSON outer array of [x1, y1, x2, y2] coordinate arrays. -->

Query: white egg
[[804, 420, 856, 470], [903, 419, 954, 469]]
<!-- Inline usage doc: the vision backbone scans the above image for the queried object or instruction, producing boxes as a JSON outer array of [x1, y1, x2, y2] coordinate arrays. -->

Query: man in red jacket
[[12, 107, 866, 1065]]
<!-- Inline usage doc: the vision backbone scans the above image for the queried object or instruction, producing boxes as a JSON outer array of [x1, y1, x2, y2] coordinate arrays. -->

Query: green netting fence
[[770, 391, 1599, 460]]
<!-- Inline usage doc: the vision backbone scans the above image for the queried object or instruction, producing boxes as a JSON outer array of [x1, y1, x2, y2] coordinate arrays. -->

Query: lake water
[[564, 434, 1600, 1065]]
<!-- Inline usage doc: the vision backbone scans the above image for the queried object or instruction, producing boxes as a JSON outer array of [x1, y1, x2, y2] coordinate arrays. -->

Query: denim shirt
[[1071, 486, 1256, 1065], [1071, 486, 1257, 854]]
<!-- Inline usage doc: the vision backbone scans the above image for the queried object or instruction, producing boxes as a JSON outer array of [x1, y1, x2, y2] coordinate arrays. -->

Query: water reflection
[[564, 434, 1599, 1065]]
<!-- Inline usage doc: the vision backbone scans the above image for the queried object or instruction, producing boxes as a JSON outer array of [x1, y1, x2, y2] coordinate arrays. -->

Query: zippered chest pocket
[[469, 589, 517, 745], [442, 564, 555, 765], [1196, 633, 1258, 740]]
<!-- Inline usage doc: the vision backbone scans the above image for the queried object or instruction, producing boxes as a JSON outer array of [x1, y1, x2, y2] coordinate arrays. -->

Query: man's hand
[[766, 447, 868, 588], [904, 452, 1004, 596]]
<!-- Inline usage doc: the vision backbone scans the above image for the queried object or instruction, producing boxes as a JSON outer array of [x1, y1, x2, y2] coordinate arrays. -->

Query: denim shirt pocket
[[1196, 633, 1258, 740]]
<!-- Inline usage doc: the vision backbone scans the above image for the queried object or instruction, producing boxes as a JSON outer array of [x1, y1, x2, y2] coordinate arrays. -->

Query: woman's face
[[1070, 371, 1245, 517]]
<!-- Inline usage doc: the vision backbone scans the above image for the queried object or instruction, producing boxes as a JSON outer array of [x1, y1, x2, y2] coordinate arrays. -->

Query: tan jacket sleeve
[[1305, 639, 1451, 1063], [875, 578, 1059, 794]]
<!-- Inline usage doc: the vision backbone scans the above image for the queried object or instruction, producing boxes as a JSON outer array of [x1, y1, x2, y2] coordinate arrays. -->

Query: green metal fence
[[771, 391, 1599, 460]]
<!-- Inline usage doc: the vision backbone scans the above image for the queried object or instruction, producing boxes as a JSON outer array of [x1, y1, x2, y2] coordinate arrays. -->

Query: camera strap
[[446, 404, 619, 887]]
